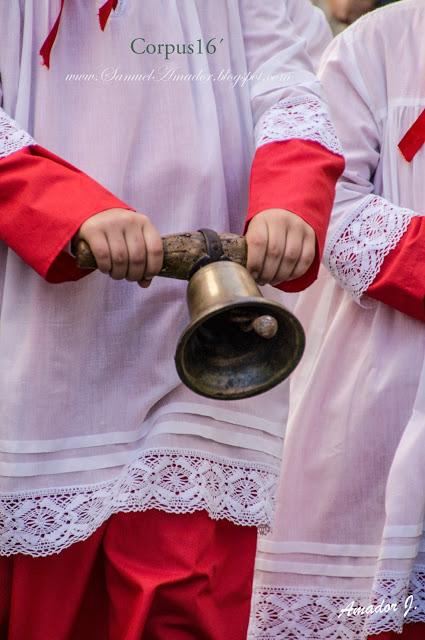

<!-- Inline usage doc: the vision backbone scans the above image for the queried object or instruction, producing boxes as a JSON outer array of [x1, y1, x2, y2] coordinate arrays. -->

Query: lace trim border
[[0, 109, 35, 159], [324, 194, 417, 302], [255, 95, 343, 156], [0, 448, 278, 557], [249, 566, 425, 639]]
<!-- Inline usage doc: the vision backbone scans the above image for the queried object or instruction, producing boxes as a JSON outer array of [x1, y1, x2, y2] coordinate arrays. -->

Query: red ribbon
[[99, 0, 119, 31], [398, 109, 425, 162], [39, 0, 118, 68], [39, 0, 65, 68]]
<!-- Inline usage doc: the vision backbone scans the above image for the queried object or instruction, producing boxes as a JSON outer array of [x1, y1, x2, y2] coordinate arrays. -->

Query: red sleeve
[[366, 216, 425, 322], [0, 145, 134, 283], [245, 139, 345, 292]]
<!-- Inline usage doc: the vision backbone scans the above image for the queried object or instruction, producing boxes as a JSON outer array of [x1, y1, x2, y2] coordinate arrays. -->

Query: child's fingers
[[246, 217, 268, 281], [257, 220, 287, 286], [287, 233, 316, 282], [273, 230, 304, 284], [142, 221, 164, 281], [138, 278, 152, 289], [107, 232, 129, 280], [85, 233, 111, 274], [124, 225, 147, 282]]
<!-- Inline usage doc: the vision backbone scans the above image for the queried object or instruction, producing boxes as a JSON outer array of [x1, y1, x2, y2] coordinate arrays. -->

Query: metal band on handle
[[188, 228, 231, 278]]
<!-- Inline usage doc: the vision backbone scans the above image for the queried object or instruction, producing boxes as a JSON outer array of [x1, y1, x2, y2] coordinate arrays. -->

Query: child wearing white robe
[[250, 2, 425, 639]]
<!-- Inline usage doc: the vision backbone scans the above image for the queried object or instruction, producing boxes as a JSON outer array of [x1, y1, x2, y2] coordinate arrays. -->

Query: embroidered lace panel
[[324, 195, 417, 301], [249, 566, 425, 639], [255, 95, 343, 156], [0, 448, 278, 557]]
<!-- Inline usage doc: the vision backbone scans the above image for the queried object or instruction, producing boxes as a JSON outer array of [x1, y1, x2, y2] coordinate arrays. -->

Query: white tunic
[[0, 0, 335, 557], [250, 2, 425, 638]]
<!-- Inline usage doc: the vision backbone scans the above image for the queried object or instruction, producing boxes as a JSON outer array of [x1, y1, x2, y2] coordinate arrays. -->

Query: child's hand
[[245, 209, 316, 286], [76, 209, 163, 287]]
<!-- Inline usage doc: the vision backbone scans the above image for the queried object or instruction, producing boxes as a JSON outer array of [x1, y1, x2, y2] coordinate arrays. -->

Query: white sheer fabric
[[0, 1, 333, 556], [286, 0, 332, 68], [250, 2, 425, 638]]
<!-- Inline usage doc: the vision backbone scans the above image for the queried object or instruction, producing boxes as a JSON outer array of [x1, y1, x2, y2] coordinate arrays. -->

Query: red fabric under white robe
[[0, 510, 257, 640]]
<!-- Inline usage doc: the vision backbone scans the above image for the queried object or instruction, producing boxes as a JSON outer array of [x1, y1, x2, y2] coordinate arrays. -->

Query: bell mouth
[[175, 298, 305, 400]]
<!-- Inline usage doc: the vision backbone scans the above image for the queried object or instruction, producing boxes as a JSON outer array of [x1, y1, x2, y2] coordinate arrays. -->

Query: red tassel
[[398, 109, 425, 162], [39, 0, 66, 68], [98, 0, 119, 31]]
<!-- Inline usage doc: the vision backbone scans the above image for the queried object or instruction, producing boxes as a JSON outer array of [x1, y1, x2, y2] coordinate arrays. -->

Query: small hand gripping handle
[[74, 232, 248, 281]]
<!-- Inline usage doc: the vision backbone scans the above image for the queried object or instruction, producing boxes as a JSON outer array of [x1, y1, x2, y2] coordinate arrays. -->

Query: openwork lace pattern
[[324, 195, 417, 301], [249, 567, 425, 639], [0, 109, 35, 159], [0, 448, 277, 557], [255, 96, 343, 156]]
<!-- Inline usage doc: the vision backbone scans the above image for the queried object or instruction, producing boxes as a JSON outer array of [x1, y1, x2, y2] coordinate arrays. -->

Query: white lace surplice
[[250, 3, 425, 639], [0, 1, 334, 556]]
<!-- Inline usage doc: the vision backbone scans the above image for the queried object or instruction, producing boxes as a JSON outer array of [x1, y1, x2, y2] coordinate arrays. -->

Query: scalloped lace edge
[[0, 448, 278, 557], [249, 567, 425, 639]]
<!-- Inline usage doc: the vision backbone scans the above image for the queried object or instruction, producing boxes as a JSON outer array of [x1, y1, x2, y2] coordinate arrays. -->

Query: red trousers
[[0, 510, 257, 640]]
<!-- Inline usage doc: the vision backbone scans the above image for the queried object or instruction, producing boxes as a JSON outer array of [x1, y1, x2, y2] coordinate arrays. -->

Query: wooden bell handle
[[74, 232, 247, 281]]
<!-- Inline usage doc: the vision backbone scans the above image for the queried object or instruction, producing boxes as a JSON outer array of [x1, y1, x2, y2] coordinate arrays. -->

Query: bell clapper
[[250, 315, 279, 340], [229, 313, 278, 340]]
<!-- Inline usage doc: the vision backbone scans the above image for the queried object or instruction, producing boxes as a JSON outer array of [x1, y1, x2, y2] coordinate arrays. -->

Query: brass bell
[[175, 260, 305, 400], [75, 229, 305, 401]]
